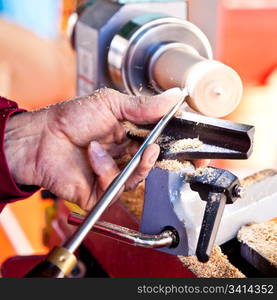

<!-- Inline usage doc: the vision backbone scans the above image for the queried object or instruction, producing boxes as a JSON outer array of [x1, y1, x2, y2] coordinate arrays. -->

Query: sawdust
[[189, 167, 212, 176], [166, 138, 203, 152], [187, 167, 217, 185], [156, 159, 190, 171], [190, 167, 206, 176], [116, 154, 145, 219], [237, 219, 277, 266], [241, 169, 277, 187], [178, 246, 245, 278], [120, 182, 145, 219], [123, 122, 203, 152]]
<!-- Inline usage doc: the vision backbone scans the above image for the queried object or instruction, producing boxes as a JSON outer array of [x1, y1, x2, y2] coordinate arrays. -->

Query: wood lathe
[[2, 0, 276, 278]]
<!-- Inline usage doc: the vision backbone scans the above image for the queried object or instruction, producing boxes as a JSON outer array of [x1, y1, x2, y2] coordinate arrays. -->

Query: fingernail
[[149, 149, 160, 165], [90, 141, 106, 157]]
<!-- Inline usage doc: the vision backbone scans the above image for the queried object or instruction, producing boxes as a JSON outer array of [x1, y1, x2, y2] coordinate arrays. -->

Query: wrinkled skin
[[4, 88, 209, 210]]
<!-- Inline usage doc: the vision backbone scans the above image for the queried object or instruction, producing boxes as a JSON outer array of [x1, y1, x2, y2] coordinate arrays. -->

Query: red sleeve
[[0, 96, 39, 213]]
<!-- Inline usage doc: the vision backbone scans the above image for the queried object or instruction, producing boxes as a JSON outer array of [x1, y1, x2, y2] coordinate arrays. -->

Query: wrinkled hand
[[5, 88, 198, 210]]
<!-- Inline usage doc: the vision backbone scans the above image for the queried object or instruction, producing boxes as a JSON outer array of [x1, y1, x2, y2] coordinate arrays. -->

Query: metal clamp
[[188, 167, 242, 262]]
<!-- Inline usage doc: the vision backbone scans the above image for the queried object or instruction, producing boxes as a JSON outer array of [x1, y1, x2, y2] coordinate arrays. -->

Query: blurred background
[[0, 0, 277, 271], [0, 0, 77, 108]]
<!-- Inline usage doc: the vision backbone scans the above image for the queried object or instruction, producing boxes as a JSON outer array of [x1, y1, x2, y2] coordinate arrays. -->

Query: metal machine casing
[[75, 0, 187, 96], [75, 0, 242, 118]]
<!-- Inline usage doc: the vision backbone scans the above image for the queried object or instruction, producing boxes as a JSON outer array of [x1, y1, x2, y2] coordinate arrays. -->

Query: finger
[[193, 159, 211, 169], [101, 139, 131, 158], [102, 87, 184, 124], [125, 144, 160, 191], [126, 141, 140, 156], [102, 140, 140, 158], [96, 122, 127, 145], [88, 141, 120, 193], [82, 180, 98, 211], [119, 88, 184, 124], [112, 122, 128, 145]]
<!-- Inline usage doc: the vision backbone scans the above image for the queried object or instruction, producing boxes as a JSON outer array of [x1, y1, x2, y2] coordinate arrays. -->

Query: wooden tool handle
[[24, 246, 77, 278], [25, 261, 64, 278]]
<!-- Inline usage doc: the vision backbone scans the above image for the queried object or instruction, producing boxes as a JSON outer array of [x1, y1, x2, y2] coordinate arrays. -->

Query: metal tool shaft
[[65, 89, 189, 253]]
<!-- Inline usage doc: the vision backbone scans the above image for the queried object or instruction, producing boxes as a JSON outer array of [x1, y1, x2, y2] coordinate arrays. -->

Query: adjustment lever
[[187, 167, 243, 262]]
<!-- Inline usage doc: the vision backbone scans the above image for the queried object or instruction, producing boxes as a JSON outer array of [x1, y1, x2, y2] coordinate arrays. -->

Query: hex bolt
[[232, 185, 245, 198]]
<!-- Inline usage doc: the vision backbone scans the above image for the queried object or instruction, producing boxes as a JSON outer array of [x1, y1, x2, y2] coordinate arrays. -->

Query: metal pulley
[[108, 13, 243, 117]]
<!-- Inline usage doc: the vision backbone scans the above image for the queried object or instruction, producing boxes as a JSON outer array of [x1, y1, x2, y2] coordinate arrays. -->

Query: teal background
[[0, 0, 60, 38]]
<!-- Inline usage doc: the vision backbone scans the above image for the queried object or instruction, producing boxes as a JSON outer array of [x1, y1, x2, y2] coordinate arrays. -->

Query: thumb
[[115, 88, 184, 124], [88, 141, 120, 193]]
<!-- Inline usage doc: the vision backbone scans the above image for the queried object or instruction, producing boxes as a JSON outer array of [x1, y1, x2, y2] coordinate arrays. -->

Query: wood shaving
[[123, 121, 171, 143], [156, 159, 191, 171], [241, 169, 277, 187], [123, 121, 150, 138], [178, 246, 245, 278], [237, 219, 277, 266]]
